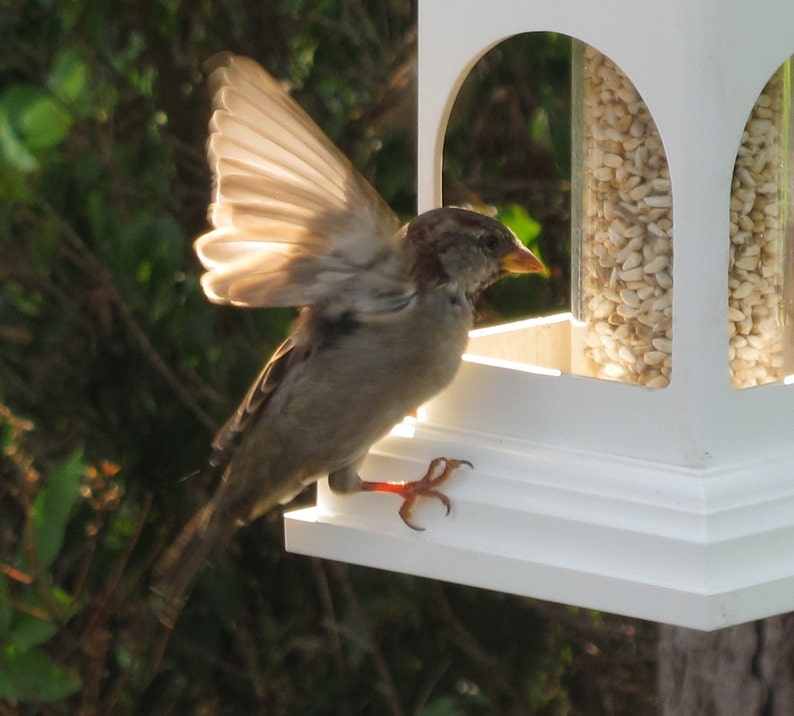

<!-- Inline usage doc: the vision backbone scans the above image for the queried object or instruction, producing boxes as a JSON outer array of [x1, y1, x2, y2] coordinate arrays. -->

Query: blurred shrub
[[0, 2, 654, 714]]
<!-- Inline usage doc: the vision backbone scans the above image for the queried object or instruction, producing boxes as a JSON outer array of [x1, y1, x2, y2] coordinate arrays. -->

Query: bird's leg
[[359, 457, 473, 531]]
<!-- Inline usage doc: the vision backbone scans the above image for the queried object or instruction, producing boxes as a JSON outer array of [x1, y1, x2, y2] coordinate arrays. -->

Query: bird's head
[[405, 207, 546, 297]]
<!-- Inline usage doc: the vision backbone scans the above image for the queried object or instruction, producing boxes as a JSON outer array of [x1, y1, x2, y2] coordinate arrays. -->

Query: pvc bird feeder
[[286, 0, 794, 630]]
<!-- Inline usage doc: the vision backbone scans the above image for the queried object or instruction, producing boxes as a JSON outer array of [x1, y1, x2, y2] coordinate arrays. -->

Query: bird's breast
[[305, 292, 470, 453], [229, 291, 473, 498]]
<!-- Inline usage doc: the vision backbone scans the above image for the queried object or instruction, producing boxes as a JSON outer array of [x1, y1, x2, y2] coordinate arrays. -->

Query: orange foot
[[361, 457, 472, 531]]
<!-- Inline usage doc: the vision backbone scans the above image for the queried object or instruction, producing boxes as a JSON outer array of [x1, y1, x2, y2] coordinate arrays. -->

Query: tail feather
[[151, 491, 241, 628], [151, 458, 290, 628]]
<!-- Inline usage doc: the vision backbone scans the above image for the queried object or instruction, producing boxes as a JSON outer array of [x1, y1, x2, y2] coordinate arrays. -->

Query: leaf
[[0, 645, 81, 703], [30, 451, 85, 572], [1, 85, 73, 151], [8, 587, 77, 649], [529, 107, 553, 146], [47, 48, 89, 106], [497, 203, 542, 245], [421, 696, 464, 716], [0, 111, 38, 173], [7, 612, 58, 650]]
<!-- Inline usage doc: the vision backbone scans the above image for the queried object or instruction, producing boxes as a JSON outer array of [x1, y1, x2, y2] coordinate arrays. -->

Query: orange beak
[[500, 244, 547, 276]]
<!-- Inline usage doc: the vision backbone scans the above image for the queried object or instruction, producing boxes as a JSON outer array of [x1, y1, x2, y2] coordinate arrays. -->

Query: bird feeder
[[285, 0, 794, 630]]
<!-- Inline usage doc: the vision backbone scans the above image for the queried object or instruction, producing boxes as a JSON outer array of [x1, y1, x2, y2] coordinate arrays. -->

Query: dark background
[[0, 2, 657, 713]]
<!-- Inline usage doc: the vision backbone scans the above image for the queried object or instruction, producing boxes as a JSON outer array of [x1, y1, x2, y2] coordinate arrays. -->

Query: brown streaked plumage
[[152, 53, 545, 627]]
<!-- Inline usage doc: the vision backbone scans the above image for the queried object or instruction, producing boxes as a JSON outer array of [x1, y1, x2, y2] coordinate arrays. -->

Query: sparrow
[[152, 52, 545, 626]]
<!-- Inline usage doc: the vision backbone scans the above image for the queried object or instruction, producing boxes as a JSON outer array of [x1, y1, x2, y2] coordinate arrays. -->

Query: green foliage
[[0, 408, 83, 705], [499, 202, 543, 243], [29, 450, 84, 571], [0, 2, 656, 714], [47, 49, 90, 105], [2, 85, 71, 153], [0, 644, 81, 703], [0, 47, 88, 179]]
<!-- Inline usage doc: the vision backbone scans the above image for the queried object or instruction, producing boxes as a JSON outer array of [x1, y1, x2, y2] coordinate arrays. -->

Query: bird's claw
[[400, 457, 472, 531], [362, 457, 472, 531]]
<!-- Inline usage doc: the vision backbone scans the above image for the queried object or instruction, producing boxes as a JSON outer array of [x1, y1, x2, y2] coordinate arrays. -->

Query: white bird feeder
[[286, 0, 794, 630]]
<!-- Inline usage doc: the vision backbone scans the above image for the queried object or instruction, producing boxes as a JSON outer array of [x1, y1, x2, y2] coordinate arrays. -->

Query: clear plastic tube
[[728, 60, 792, 388], [573, 43, 673, 387]]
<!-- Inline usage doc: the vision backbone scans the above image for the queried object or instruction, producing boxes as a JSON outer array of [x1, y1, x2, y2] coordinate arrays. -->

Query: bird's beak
[[501, 244, 548, 275]]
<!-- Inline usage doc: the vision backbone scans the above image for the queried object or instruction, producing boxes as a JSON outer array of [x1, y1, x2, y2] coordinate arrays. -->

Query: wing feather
[[209, 333, 300, 466], [195, 52, 407, 309]]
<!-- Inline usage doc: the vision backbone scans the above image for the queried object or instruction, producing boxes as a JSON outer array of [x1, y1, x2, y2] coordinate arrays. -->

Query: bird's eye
[[483, 234, 501, 252]]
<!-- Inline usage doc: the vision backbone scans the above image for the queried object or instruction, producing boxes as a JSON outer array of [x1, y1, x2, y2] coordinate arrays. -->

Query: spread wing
[[194, 52, 411, 310]]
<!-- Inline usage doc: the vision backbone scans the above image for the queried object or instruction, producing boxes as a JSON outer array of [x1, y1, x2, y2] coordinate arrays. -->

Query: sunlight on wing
[[195, 53, 404, 308]]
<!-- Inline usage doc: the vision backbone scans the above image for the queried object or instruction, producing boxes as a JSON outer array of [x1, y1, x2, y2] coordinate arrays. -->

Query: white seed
[[618, 345, 637, 363], [643, 194, 673, 208], [603, 362, 627, 378], [634, 145, 649, 169], [652, 337, 673, 353], [629, 183, 652, 201], [734, 256, 757, 271], [620, 288, 640, 308], [732, 281, 755, 300], [748, 118, 773, 137], [644, 255, 669, 274], [737, 346, 760, 362], [616, 303, 638, 319], [621, 251, 643, 271], [645, 375, 670, 389], [728, 306, 745, 322], [620, 267, 645, 282], [592, 296, 616, 319], [655, 271, 673, 290], [643, 350, 667, 365]]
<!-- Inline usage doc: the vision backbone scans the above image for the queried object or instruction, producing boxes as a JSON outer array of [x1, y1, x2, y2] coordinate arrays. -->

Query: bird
[[151, 52, 545, 626]]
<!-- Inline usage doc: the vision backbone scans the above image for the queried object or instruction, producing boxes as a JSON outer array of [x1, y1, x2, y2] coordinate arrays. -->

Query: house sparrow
[[152, 53, 545, 625]]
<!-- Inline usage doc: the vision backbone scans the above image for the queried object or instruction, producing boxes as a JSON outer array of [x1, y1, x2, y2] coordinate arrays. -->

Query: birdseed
[[575, 46, 673, 387], [728, 64, 790, 388]]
